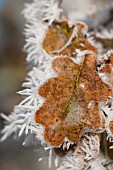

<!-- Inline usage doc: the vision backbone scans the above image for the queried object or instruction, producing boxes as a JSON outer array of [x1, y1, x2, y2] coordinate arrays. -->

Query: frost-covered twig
[[57, 134, 100, 170], [1, 1, 113, 170]]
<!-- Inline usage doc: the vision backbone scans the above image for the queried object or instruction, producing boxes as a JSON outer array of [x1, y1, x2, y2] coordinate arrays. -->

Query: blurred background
[[0, 0, 113, 170], [0, 0, 49, 170]]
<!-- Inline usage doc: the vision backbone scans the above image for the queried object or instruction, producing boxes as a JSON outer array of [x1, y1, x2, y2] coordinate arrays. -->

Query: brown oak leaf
[[43, 21, 97, 57], [35, 54, 113, 146], [109, 121, 113, 134]]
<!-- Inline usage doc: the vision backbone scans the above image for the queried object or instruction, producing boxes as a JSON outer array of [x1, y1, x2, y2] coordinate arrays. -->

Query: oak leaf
[[35, 54, 112, 146], [43, 21, 97, 57]]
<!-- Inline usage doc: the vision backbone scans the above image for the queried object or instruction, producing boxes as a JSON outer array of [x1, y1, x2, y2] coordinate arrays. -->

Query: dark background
[[0, 0, 50, 170]]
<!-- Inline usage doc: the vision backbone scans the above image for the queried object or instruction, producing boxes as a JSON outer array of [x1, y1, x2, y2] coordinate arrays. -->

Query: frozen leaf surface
[[35, 54, 112, 146], [43, 21, 97, 56]]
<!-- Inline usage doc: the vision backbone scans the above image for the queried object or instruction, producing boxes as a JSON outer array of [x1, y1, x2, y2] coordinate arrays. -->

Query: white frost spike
[[55, 155, 59, 167], [89, 162, 106, 170], [96, 28, 113, 40], [48, 148, 53, 168], [75, 21, 88, 35], [84, 153, 109, 170], [62, 140, 73, 150], [18, 59, 58, 110], [99, 97, 113, 144], [1, 56, 59, 146], [22, 133, 38, 146], [98, 49, 113, 62], [1, 106, 25, 141], [106, 49, 113, 57], [24, 21, 48, 65], [23, 0, 62, 24], [57, 134, 100, 170], [1, 105, 45, 145], [86, 32, 104, 55], [23, 0, 63, 65], [97, 50, 113, 89], [41, 0, 63, 25], [73, 49, 93, 65]]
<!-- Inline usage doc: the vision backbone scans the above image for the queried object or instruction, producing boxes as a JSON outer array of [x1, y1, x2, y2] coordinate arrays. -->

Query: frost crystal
[[96, 28, 113, 40], [23, 0, 62, 65], [1, 0, 113, 170]]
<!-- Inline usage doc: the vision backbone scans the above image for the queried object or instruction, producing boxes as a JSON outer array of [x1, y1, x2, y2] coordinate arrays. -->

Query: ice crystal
[[96, 28, 113, 40], [57, 134, 100, 170], [1, 0, 113, 170], [23, 0, 62, 65]]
